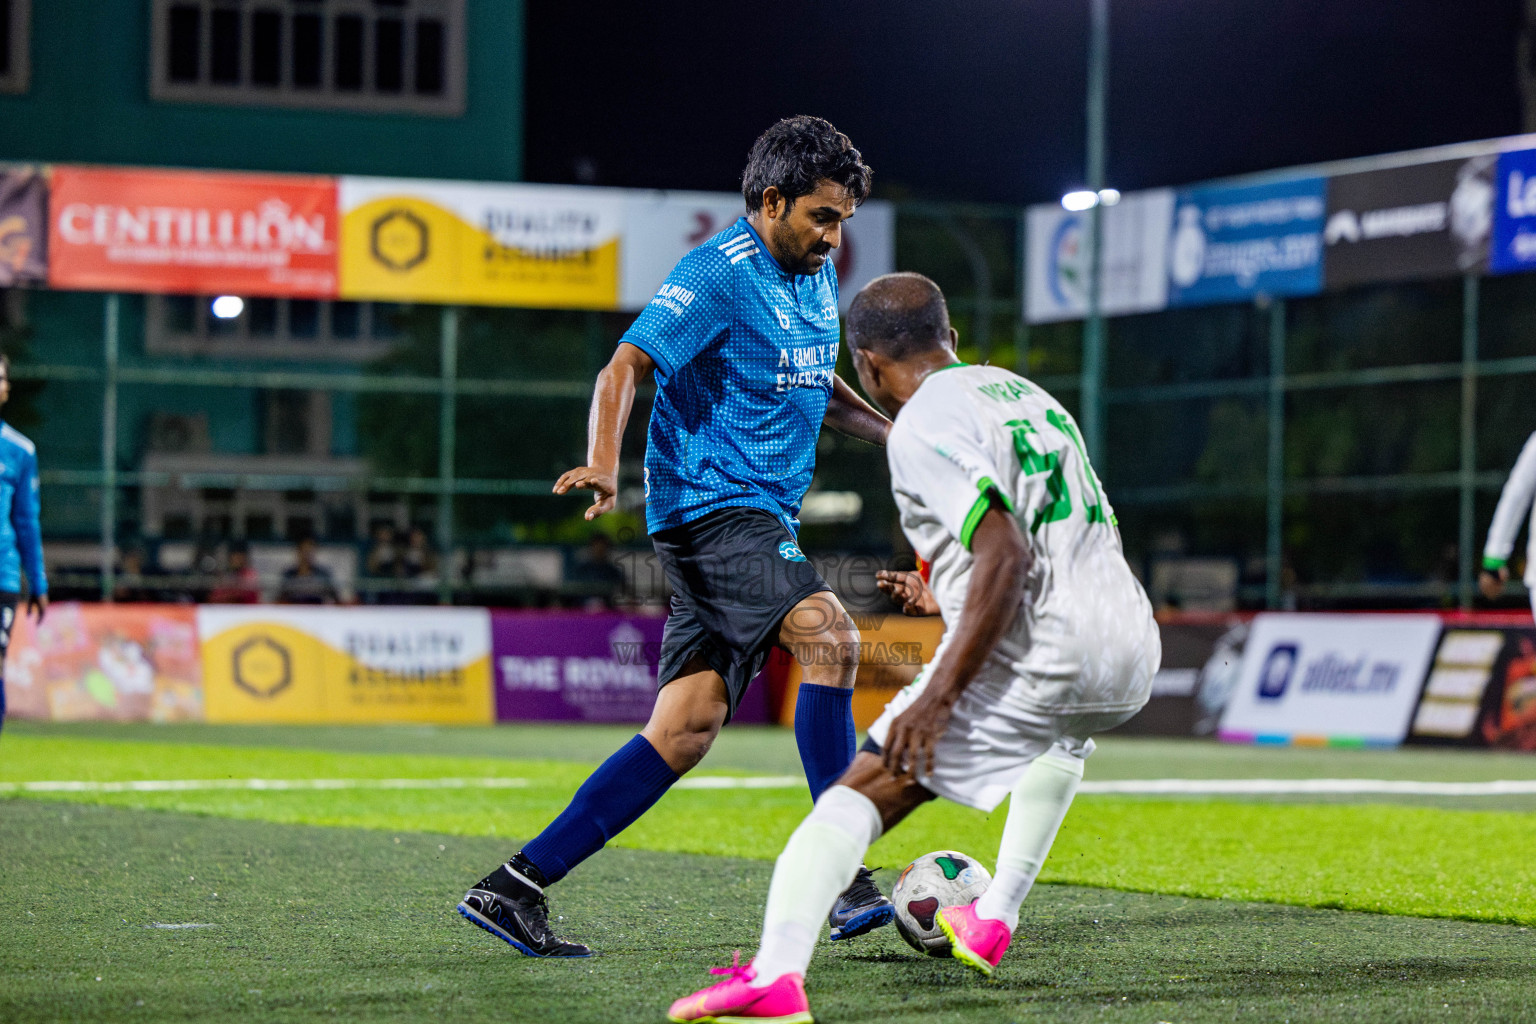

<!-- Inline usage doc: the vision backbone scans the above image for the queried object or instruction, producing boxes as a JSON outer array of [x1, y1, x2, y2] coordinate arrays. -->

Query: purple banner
[[0, 168, 48, 286], [491, 610, 768, 724]]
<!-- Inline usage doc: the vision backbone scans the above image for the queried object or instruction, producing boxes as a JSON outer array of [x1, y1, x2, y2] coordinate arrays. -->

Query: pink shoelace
[[708, 951, 752, 983]]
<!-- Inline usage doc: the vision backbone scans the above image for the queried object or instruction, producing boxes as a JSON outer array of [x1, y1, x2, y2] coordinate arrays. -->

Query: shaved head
[[845, 273, 951, 361]]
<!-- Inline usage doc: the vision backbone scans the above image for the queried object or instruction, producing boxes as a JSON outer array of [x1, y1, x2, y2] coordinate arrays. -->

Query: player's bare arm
[[876, 568, 940, 616], [553, 342, 655, 520], [824, 374, 892, 446], [883, 501, 1031, 779]]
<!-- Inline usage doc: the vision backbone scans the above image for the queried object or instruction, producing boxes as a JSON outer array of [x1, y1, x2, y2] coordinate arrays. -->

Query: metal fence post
[[1265, 298, 1286, 610], [1458, 273, 1480, 610], [437, 305, 459, 605], [100, 294, 119, 602], [1015, 208, 1031, 376]]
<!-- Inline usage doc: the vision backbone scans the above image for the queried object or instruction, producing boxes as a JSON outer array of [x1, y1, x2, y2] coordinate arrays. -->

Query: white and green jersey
[[1484, 430, 1536, 589], [886, 363, 1158, 715]]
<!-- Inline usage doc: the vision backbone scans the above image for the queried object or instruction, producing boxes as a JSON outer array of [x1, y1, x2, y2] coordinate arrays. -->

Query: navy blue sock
[[521, 735, 678, 884], [795, 682, 856, 801]]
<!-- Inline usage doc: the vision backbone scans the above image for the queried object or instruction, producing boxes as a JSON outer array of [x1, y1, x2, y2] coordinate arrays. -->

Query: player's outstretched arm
[[554, 343, 655, 521], [883, 499, 1031, 778], [824, 374, 892, 446]]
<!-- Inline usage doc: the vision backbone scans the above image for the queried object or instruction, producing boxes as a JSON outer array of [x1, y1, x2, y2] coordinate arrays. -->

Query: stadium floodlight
[[1061, 190, 1100, 212], [211, 295, 245, 320], [1097, 188, 1122, 207]]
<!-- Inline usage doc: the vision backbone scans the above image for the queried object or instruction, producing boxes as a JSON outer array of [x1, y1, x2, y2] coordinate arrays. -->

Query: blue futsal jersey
[[621, 217, 840, 536], [0, 422, 45, 597]]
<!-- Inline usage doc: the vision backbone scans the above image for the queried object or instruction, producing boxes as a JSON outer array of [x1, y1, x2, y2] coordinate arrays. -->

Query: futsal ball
[[891, 850, 992, 956]]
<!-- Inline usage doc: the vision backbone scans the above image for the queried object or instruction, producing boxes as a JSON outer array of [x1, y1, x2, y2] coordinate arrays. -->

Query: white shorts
[[866, 669, 1142, 813]]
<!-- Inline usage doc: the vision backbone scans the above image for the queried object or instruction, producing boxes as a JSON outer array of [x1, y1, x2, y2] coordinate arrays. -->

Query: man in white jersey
[[667, 273, 1160, 1023], [1479, 429, 1536, 619]]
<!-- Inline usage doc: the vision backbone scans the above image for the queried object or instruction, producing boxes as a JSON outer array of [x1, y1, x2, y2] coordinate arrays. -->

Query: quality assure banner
[[1322, 157, 1494, 289], [1218, 613, 1442, 746], [48, 166, 338, 297], [1025, 190, 1173, 324], [1166, 178, 1326, 307], [199, 606, 493, 724], [338, 177, 625, 308]]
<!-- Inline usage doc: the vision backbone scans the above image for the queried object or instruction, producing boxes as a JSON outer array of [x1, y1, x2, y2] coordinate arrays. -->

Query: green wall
[[0, 0, 522, 181]]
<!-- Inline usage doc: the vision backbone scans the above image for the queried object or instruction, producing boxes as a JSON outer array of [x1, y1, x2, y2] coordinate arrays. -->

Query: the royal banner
[[1322, 157, 1494, 289], [1166, 178, 1326, 307], [1218, 613, 1442, 746], [48, 166, 338, 297], [198, 606, 493, 724], [7, 603, 203, 722], [0, 167, 49, 286], [338, 177, 625, 308], [1026, 190, 1173, 324], [491, 610, 770, 724]]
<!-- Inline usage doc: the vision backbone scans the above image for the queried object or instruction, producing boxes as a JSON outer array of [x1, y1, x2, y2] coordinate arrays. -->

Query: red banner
[[7, 603, 204, 722], [48, 167, 338, 297]]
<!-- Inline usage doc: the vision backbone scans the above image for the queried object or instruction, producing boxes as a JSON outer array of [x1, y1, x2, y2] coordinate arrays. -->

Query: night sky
[[524, 0, 1526, 205]]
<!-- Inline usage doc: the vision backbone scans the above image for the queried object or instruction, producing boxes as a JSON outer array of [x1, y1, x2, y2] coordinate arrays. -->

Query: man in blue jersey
[[458, 117, 896, 957], [0, 354, 48, 736]]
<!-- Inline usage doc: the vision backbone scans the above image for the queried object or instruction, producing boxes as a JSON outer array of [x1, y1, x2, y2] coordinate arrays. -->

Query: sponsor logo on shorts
[[778, 541, 807, 562]]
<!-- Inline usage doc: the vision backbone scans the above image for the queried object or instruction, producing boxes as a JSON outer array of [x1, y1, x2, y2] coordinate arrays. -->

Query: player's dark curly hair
[[741, 116, 872, 214]]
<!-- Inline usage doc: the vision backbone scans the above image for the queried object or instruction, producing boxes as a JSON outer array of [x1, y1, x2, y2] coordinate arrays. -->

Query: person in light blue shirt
[[458, 117, 897, 957], [0, 353, 48, 735]]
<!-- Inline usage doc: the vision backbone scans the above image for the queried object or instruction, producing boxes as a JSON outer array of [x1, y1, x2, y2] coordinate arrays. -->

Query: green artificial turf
[[3, 799, 1534, 1024], [4, 731, 1536, 925]]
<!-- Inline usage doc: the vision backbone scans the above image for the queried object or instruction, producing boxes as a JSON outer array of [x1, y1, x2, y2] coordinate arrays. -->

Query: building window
[[0, 0, 31, 94], [150, 0, 464, 116], [146, 294, 405, 360]]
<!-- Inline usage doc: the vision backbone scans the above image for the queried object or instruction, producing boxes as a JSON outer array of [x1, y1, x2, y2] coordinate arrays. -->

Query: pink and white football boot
[[937, 903, 1012, 977], [667, 953, 813, 1024]]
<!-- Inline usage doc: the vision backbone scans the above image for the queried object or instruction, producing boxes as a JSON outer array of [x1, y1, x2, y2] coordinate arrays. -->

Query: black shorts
[[652, 507, 830, 722], [0, 591, 17, 665]]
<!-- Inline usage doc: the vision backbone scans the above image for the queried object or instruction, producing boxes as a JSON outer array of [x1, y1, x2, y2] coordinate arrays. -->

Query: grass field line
[[7, 774, 1536, 796]]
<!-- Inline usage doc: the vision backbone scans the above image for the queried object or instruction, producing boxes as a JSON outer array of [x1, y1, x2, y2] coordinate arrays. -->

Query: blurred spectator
[[568, 534, 626, 609], [113, 546, 159, 603], [361, 522, 399, 604], [208, 541, 261, 604], [399, 525, 438, 580], [278, 536, 338, 605]]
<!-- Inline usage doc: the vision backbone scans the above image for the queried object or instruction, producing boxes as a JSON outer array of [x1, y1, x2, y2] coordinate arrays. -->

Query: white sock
[[974, 753, 1084, 931], [751, 786, 883, 986]]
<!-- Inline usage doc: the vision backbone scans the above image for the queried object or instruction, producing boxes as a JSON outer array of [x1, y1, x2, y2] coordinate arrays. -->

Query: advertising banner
[[1112, 615, 1249, 737], [6, 603, 203, 722], [1322, 157, 1494, 289], [1490, 148, 1536, 274], [1167, 178, 1326, 307], [0, 167, 48, 286], [491, 610, 768, 724], [1025, 189, 1173, 324], [338, 177, 624, 309], [620, 193, 895, 312], [1410, 625, 1536, 750], [48, 167, 338, 297], [1218, 613, 1442, 746], [198, 606, 493, 724]]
